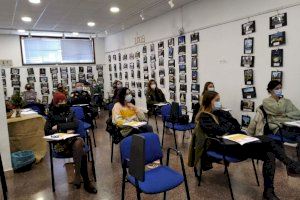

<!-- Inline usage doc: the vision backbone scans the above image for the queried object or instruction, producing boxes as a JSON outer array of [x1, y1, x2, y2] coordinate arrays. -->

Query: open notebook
[[123, 121, 147, 128], [43, 133, 79, 141], [222, 134, 260, 145], [284, 121, 300, 128]]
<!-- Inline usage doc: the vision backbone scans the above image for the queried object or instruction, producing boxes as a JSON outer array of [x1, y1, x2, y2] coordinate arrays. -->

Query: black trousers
[[209, 136, 292, 189], [281, 126, 300, 157]]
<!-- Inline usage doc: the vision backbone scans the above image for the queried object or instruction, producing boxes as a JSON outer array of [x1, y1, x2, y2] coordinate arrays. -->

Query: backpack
[[170, 102, 189, 124], [106, 117, 124, 144]]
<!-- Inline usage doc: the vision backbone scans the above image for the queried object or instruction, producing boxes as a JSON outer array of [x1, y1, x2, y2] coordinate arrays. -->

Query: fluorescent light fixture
[[140, 13, 145, 21], [62, 33, 65, 39], [87, 21, 95, 27], [29, 0, 41, 4], [168, 0, 174, 8], [72, 32, 79, 36], [21, 16, 32, 22], [18, 29, 26, 33], [28, 32, 32, 38], [110, 6, 120, 13]]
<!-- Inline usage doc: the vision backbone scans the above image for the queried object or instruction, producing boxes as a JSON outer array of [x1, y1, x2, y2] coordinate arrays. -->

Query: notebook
[[222, 134, 260, 145], [43, 133, 79, 141], [123, 121, 147, 128], [284, 121, 300, 128]]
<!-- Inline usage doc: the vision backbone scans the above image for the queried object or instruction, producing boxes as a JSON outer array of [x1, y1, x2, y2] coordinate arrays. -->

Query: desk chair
[[196, 137, 259, 200], [71, 106, 97, 147], [120, 133, 190, 200], [161, 104, 195, 149], [48, 120, 96, 192]]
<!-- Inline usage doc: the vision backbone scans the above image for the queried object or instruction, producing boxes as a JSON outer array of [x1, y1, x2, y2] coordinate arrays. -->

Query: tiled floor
[[5, 111, 300, 200]]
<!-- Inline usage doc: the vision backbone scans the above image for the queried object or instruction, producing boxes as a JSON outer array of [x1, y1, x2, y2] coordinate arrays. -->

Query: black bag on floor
[[170, 102, 189, 124], [106, 117, 124, 144]]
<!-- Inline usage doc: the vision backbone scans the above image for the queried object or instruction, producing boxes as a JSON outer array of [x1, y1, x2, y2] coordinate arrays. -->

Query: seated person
[[112, 80, 122, 103], [192, 81, 215, 122], [44, 92, 97, 193], [146, 79, 166, 116], [263, 80, 300, 159], [69, 82, 98, 126], [193, 91, 300, 200], [22, 84, 37, 104], [90, 80, 103, 107], [56, 83, 68, 97], [112, 87, 153, 137]]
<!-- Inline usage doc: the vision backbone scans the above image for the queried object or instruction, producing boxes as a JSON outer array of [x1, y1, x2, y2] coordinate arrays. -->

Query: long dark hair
[[195, 91, 219, 122], [117, 87, 128, 106], [267, 80, 281, 93], [147, 79, 157, 91], [202, 82, 214, 95]]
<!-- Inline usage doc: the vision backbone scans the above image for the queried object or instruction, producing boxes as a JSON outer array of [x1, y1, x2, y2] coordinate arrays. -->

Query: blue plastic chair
[[48, 120, 96, 192], [120, 132, 190, 200], [71, 106, 97, 147], [196, 137, 259, 200], [160, 104, 195, 149]]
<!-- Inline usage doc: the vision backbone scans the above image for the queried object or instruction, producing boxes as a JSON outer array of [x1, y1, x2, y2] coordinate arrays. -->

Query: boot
[[80, 155, 97, 194], [263, 188, 280, 200], [287, 161, 300, 177]]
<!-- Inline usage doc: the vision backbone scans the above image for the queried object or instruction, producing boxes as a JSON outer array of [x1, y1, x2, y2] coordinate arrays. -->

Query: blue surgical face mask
[[76, 87, 83, 92], [274, 89, 282, 97], [213, 101, 222, 110], [125, 94, 133, 102]]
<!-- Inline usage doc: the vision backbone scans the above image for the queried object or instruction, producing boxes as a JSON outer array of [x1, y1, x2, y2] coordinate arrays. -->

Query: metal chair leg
[[49, 143, 55, 192], [224, 165, 234, 200], [173, 128, 178, 149], [88, 136, 97, 182], [121, 167, 126, 200], [163, 191, 167, 200], [91, 129, 97, 147], [111, 140, 114, 163], [155, 114, 159, 134], [251, 159, 260, 186], [162, 122, 165, 148]]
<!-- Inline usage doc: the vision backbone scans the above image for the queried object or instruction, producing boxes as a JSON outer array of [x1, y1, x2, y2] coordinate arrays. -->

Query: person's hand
[[67, 130, 74, 134], [52, 125, 58, 131]]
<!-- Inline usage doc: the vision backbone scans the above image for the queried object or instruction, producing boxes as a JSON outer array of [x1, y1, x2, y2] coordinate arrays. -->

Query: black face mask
[[57, 104, 69, 112]]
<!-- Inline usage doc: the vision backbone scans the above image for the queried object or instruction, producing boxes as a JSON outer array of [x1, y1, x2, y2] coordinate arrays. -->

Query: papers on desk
[[222, 134, 260, 145], [21, 109, 38, 115], [123, 121, 147, 128], [222, 108, 232, 112], [153, 103, 168, 107], [43, 133, 79, 141], [73, 104, 89, 107], [284, 121, 300, 128]]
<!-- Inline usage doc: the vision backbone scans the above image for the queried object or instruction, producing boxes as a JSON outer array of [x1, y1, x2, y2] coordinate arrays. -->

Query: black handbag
[[106, 117, 124, 144], [170, 102, 189, 124]]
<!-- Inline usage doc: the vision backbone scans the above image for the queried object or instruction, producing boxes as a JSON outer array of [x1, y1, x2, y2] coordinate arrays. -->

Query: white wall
[[104, 0, 300, 121]]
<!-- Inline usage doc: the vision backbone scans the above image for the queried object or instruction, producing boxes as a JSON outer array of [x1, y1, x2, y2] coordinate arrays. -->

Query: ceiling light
[[28, 32, 32, 38], [168, 0, 174, 8], [28, 0, 41, 4], [105, 30, 108, 35], [87, 21, 95, 27], [18, 29, 26, 33], [110, 7, 120, 13], [140, 12, 145, 21], [72, 32, 79, 36], [21, 16, 32, 22]]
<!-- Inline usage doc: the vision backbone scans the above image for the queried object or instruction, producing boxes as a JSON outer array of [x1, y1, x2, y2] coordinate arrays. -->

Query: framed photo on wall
[[271, 49, 283, 67], [244, 69, 254, 85], [178, 35, 186, 45], [242, 86, 256, 99], [190, 32, 199, 43], [270, 13, 287, 29], [241, 115, 251, 127], [191, 84, 200, 93], [242, 21, 256, 35], [168, 38, 174, 47], [143, 46, 147, 53], [158, 41, 164, 49], [192, 71, 198, 83], [271, 71, 283, 83], [269, 31, 286, 47], [241, 56, 254, 67], [241, 100, 255, 112], [244, 37, 254, 54], [169, 47, 174, 58], [191, 44, 198, 56], [192, 56, 198, 70], [178, 46, 186, 55]]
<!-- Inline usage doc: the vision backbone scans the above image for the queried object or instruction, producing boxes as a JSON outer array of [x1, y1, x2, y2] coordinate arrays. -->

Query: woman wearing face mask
[[190, 91, 300, 199], [192, 82, 215, 123], [112, 87, 153, 137], [263, 80, 300, 159], [22, 84, 37, 104], [112, 80, 122, 103], [44, 92, 97, 194], [146, 79, 166, 116]]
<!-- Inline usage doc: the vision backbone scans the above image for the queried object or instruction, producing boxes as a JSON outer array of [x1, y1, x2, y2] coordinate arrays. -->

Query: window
[[20, 36, 95, 65]]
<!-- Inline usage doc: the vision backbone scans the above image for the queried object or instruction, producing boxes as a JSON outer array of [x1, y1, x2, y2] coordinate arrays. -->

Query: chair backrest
[[161, 104, 171, 121], [70, 106, 85, 120], [129, 135, 145, 182], [76, 120, 87, 138], [120, 133, 163, 167], [108, 103, 114, 111], [259, 105, 272, 135]]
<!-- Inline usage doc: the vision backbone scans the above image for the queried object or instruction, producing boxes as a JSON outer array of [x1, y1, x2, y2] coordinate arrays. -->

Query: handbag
[[170, 102, 189, 124]]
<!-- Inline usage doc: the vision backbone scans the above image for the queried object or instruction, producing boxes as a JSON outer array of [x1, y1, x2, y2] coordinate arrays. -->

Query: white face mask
[[150, 84, 156, 90], [208, 87, 215, 92], [125, 94, 133, 102]]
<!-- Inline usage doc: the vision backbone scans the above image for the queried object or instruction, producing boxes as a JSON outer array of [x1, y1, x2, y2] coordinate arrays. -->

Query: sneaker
[[84, 181, 97, 194]]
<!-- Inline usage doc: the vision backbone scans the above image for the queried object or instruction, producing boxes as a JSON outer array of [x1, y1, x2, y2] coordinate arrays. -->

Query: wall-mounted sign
[[134, 35, 145, 45]]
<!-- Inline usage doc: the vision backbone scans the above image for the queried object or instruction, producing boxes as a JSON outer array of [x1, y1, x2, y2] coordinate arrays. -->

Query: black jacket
[[199, 110, 241, 137], [68, 91, 91, 105], [146, 88, 166, 110], [44, 106, 79, 136]]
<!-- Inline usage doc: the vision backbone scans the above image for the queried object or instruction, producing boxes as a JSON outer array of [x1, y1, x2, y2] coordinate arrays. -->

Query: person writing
[[44, 92, 97, 193], [146, 79, 166, 116], [190, 91, 300, 200], [112, 87, 153, 137]]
